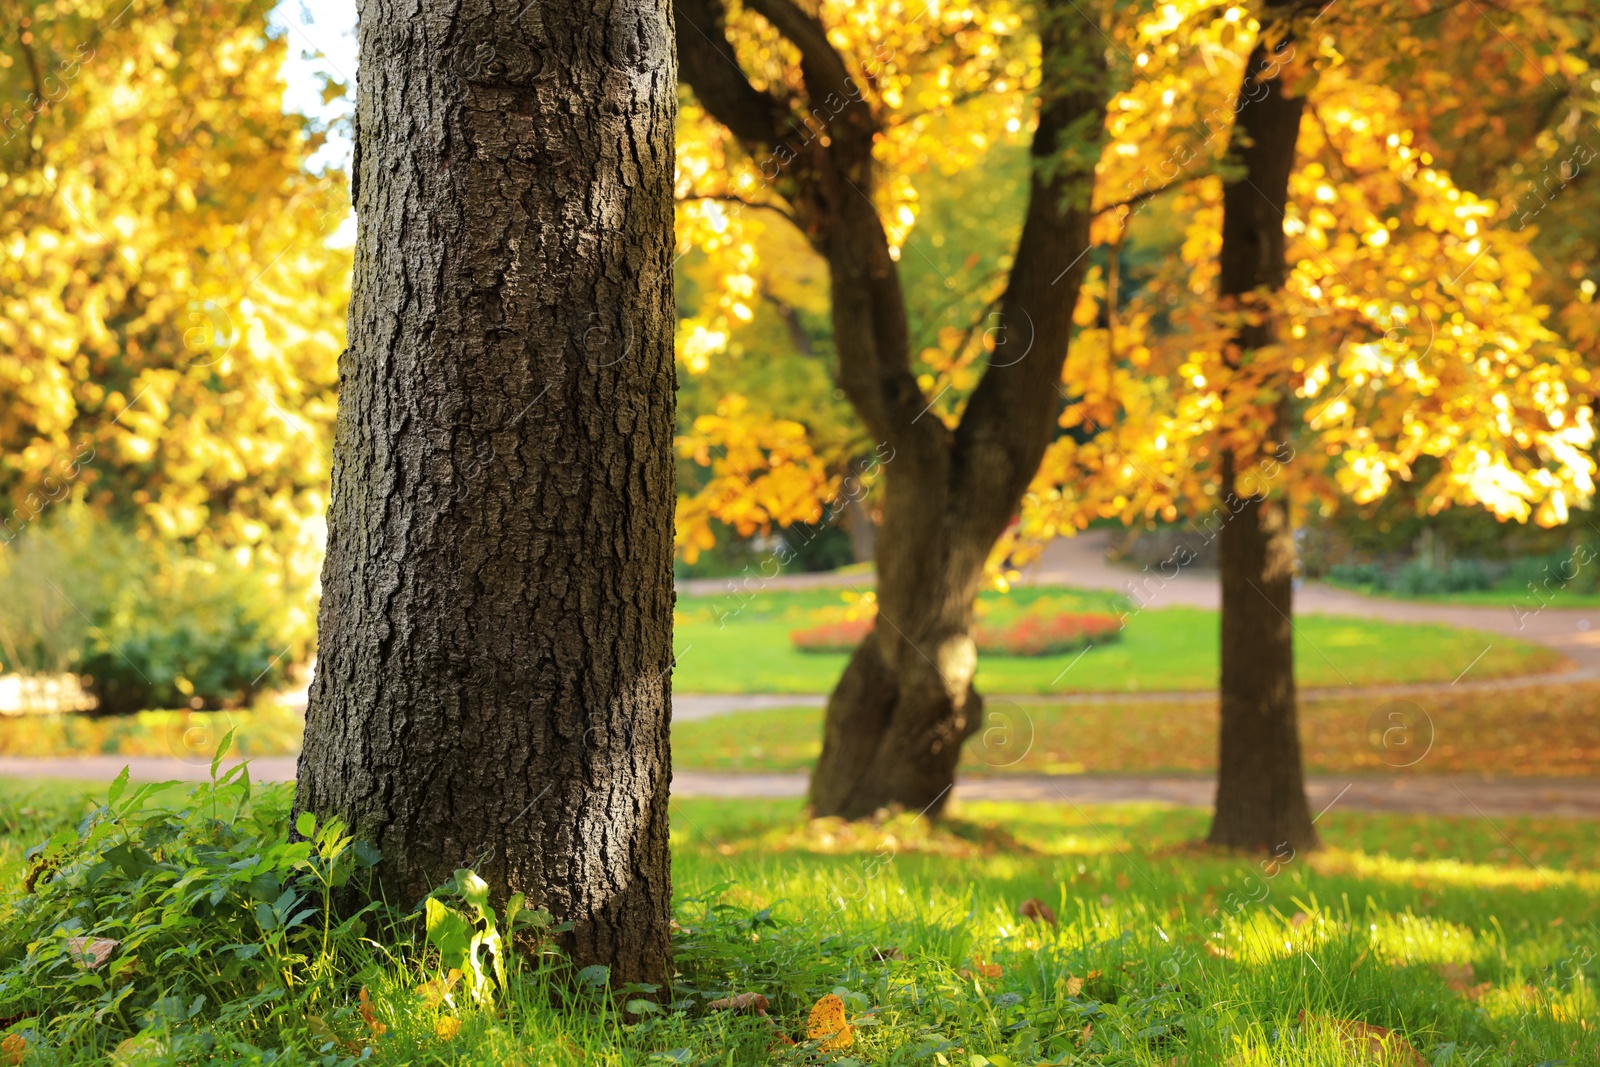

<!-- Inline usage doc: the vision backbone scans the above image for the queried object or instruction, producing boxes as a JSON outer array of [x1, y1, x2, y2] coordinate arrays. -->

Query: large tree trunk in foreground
[[1207, 8, 1318, 852], [295, 0, 677, 984]]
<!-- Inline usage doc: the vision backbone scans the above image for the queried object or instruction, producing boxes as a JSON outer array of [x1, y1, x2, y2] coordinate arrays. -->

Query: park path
[[3, 756, 1598, 819], [673, 529, 1600, 720]]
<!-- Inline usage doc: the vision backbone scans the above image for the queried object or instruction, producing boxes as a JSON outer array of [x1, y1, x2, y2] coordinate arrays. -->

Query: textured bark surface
[[295, 0, 677, 984], [676, 0, 1105, 818], [1207, 10, 1318, 852]]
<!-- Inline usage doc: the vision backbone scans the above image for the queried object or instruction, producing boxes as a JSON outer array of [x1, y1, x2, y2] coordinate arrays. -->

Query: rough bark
[[294, 0, 677, 985], [676, 0, 1104, 818], [1207, 8, 1318, 852]]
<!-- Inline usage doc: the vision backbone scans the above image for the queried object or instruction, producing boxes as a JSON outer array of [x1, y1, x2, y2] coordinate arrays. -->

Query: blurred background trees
[[0, 0, 349, 709]]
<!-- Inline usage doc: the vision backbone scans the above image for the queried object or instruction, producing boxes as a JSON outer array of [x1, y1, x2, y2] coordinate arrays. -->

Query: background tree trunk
[[675, 0, 1103, 818], [295, 0, 677, 985], [1207, 8, 1318, 852]]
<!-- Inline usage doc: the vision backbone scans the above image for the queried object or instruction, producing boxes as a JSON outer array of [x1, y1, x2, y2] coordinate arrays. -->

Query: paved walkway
[[4, 757, 1597, 819]]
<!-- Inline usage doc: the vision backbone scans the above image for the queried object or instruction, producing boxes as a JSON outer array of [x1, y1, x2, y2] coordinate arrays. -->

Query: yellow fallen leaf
[[435, 1016, 462, 1040], [806, 993, 852, 1051], [415, 969, 462, 1009]]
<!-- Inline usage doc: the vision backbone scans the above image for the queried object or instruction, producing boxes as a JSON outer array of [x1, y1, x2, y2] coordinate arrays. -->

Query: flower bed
[[975, 613, 1123, 656], [791, 613, 1123, 657]]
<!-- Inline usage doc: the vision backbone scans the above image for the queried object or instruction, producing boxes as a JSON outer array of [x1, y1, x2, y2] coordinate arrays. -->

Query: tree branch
[[949, 0, 1108, 551], [678, 192, 801, 227], [742, 0, 859, 106], [674, 0, 791, 151], [1095, 168, 1206, 214]]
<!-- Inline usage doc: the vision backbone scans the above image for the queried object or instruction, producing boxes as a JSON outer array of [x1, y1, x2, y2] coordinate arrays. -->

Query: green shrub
[[0, 507, 303, 714], [1391, 558, 1493, 595], [0, 755, 375, 1063], [1326, 558, 1496, 595], [1325, 561, 1384, 589]]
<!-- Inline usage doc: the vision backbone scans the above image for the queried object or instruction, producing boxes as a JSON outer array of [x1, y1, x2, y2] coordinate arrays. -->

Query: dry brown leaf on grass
[[807, 994, 852, 1051], [64, 937, 118, 969], [1298, 1011, 1427, 1066], [1435, 962, 1492, 1000], [706, 992, 770, 1015], [1019, 898, 1057, 925]]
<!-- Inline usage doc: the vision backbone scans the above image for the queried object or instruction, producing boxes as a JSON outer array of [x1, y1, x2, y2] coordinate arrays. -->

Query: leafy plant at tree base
[[0, 735, 380, 1063], [422, 868, 552, 1008]]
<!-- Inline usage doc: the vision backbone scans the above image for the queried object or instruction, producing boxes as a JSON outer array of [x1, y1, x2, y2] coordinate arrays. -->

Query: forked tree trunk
[[295, 0, 677, 984], [1207, 8, 1318, 852], [675, 0, 1103, 818]]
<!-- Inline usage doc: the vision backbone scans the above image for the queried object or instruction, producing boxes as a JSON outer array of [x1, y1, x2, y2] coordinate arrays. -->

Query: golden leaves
[[805, 993, 852, 1051], [674, 394, 841, 563], [0, 0, 349, 588]]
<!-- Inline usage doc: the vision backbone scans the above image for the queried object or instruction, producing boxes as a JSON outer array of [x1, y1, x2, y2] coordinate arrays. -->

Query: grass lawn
[[673, 681, 1600, 778], [1, 776, 1595, 1064], [1321, 576, 1600, 611], [673, 587, 1564, 694]]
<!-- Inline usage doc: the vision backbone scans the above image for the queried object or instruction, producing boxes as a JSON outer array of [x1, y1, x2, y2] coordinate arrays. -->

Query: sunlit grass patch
[[1, 782, 1596, 1064]]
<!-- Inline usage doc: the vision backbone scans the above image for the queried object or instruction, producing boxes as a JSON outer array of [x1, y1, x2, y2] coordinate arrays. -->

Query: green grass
[[1322, 576, 1600, 610], [1, 776, 1596, 1064], [672, 681, 1600, 778], [673, 587, 1565, 694]]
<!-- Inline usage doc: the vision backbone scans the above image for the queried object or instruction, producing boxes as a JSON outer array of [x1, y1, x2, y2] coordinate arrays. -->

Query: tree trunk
[[1207, 9, 1318, 852], [675, 0, 1103, 818], [294, 0, 677, 986], [842, 479, 877, 564]]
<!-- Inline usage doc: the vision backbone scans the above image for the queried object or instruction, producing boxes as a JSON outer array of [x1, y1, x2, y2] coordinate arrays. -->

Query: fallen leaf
[[306, 1015, 338, 1048], [64, 937, 118, 970], [1298, 1011, 1427, 1066], [415, 970, 461, 1009], [434, 1016, 461, 1040], [706, 992, 769, 1014], [1019, 898, 1057, 925], [357, 987, 387, 1037], [807, 993, 852, 1051], [1, 1034, 23, 1067]]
